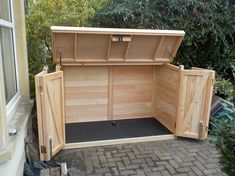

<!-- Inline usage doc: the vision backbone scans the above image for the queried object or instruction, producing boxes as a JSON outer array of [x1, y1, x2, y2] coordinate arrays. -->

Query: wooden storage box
[[35, 27, 215, 161]]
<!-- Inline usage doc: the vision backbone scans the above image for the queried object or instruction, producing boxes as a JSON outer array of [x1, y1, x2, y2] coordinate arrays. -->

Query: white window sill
[[0, 100, 33, 164]]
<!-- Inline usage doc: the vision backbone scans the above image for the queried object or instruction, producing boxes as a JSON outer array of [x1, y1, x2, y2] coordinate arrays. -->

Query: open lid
[[51, 26, 185, 65]]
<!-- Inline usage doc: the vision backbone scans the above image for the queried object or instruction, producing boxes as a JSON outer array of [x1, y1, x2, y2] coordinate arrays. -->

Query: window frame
[[0, 0, 21, 122]]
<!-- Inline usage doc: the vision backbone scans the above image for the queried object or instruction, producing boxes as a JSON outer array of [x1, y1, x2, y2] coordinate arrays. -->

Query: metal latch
[[198, 121, 204, 140], [41, 146, 46, 153]]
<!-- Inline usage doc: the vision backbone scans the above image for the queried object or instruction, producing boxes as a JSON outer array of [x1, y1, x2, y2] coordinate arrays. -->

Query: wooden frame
[[64, 134, 176, 149], [35, 27, 215, 160]]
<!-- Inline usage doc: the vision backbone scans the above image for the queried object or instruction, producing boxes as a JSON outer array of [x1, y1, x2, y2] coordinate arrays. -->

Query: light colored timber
[[112, 66, 153, 120], [124, 35, 132, 60], [35, 70, 47, 161], [153, 36, 164, 60], [108, 66, 113, 120], [35, 71, 65, 161], [155, 64, 181, 133], [51, 27, 184, 64], [175, 68, 215, 140], [106, 35, 112, 60], [63, 66, 109, 123], [63, 63, 164, 66], [63, 134, 176, 149], [51, 26, 185, 36]]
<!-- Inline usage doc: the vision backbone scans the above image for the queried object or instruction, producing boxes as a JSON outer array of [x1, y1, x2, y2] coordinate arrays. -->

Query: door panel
[[35, 71, 65, 161], [176, 69, 214, 139], [155, 64, 182, 133]]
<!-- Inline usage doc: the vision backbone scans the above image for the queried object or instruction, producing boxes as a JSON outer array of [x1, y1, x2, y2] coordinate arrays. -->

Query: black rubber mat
[[65, 117, 172, 143]]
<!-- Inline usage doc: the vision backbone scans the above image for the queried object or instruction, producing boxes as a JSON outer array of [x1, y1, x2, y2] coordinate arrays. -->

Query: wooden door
[[175, 69, 215, 140], [35, 70, 65, 161]]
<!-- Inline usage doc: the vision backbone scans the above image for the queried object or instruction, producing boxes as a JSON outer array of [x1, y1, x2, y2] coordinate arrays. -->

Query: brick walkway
[[53, 139, 226, 176]]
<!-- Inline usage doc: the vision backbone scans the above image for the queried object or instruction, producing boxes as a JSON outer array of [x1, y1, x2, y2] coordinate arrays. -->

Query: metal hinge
[[41, 146, 47, 154], [174, 122, 176, 128], [198, 121, 204, 140]]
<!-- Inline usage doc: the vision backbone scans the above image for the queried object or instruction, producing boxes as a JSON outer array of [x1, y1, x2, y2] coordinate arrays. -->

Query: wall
[[0, 0, 31, 175], [63, 65, 154, 123]]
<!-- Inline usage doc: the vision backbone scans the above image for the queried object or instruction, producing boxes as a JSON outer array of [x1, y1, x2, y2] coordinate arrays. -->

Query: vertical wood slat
[[74, 34, 77, 62], [170, 37, 184, 62], [106, 35, 112, 61], [175, 68, 214, 140], [153, 36, 164, 60], [124, 35, 132, 61], [152, 66, 157, 117], [108, 66, 113, 120], [201, 71, 215, 139], [155, 64, 181, 133], [175, 65, 185, 136], [35, 71, 47, 161], [35, 71, 64, 161]]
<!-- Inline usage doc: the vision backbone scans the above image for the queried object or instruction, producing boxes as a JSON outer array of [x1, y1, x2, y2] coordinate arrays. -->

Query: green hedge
[[93, 0, 235, 74]]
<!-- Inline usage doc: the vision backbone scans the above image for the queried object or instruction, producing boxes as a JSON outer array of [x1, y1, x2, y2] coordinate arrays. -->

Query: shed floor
[[65, 117, 172, 143]]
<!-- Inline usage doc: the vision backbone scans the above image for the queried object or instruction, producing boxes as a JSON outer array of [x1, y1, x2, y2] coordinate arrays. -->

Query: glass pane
[[0, 0, 11, 21], [0, 27, 17, 104]]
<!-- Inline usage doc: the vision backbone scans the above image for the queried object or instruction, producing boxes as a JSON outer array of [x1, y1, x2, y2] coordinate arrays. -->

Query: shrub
[[213, 76, 233, 99], [26, 0, 107, 98], [212, 117, 235, 175], [93, 0, 235, 75]]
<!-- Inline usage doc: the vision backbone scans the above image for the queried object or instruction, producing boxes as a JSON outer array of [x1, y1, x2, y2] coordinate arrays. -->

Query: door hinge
[[174, 122, 176, 128], [198, 121, 204, 140], [41, 146, 47, 154], [49, 138, 53, 159]]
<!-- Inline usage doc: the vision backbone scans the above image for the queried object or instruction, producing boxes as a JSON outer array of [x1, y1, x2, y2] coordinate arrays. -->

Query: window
[[0, 0, 20, 120]]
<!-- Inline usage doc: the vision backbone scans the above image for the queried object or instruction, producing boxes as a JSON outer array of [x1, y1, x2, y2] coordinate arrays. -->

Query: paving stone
[[120, 169, 135, 175], [191, 166, 203, 176], [52, 139, 226, 176]]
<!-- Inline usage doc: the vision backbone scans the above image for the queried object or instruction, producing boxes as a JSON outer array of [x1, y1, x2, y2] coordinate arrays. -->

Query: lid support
[[153, 36, 164, 60]]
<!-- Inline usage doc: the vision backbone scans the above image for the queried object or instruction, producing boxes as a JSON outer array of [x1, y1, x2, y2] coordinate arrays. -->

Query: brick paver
[[53, 139, 226, 176]]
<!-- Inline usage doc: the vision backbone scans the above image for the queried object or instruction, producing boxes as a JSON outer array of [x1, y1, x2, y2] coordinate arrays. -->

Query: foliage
[[211, 116, 235, 175], [93, 0, 235, 74], [26, 0, 107, 98], [213, 75, 233, 99]]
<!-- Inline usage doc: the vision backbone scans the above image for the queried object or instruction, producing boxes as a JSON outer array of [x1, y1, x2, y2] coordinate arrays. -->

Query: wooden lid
[[51, 26, 185, 65]]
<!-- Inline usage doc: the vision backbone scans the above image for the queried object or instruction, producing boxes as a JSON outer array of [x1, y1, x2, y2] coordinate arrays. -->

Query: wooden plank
[[64, 66, 108, 123], [52, 27, 185, 65], [106, 35, 112, 60], [113, 66, 153, 120], [64, 134, 176, 149], [74, 34, 78, 61], [152, 66, 157, 116], [63, 63, 164, 66], [153, 36, 164, 60], [170, 37, 184, 61], [124, 35, 132, 60], [51, 26, 185, 36], [108, 66, 113, 120], [155, 64, 181, 133], [175, 68, 214, 140], [35, 71, 65, 161], [35, 71, 47, 161]]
